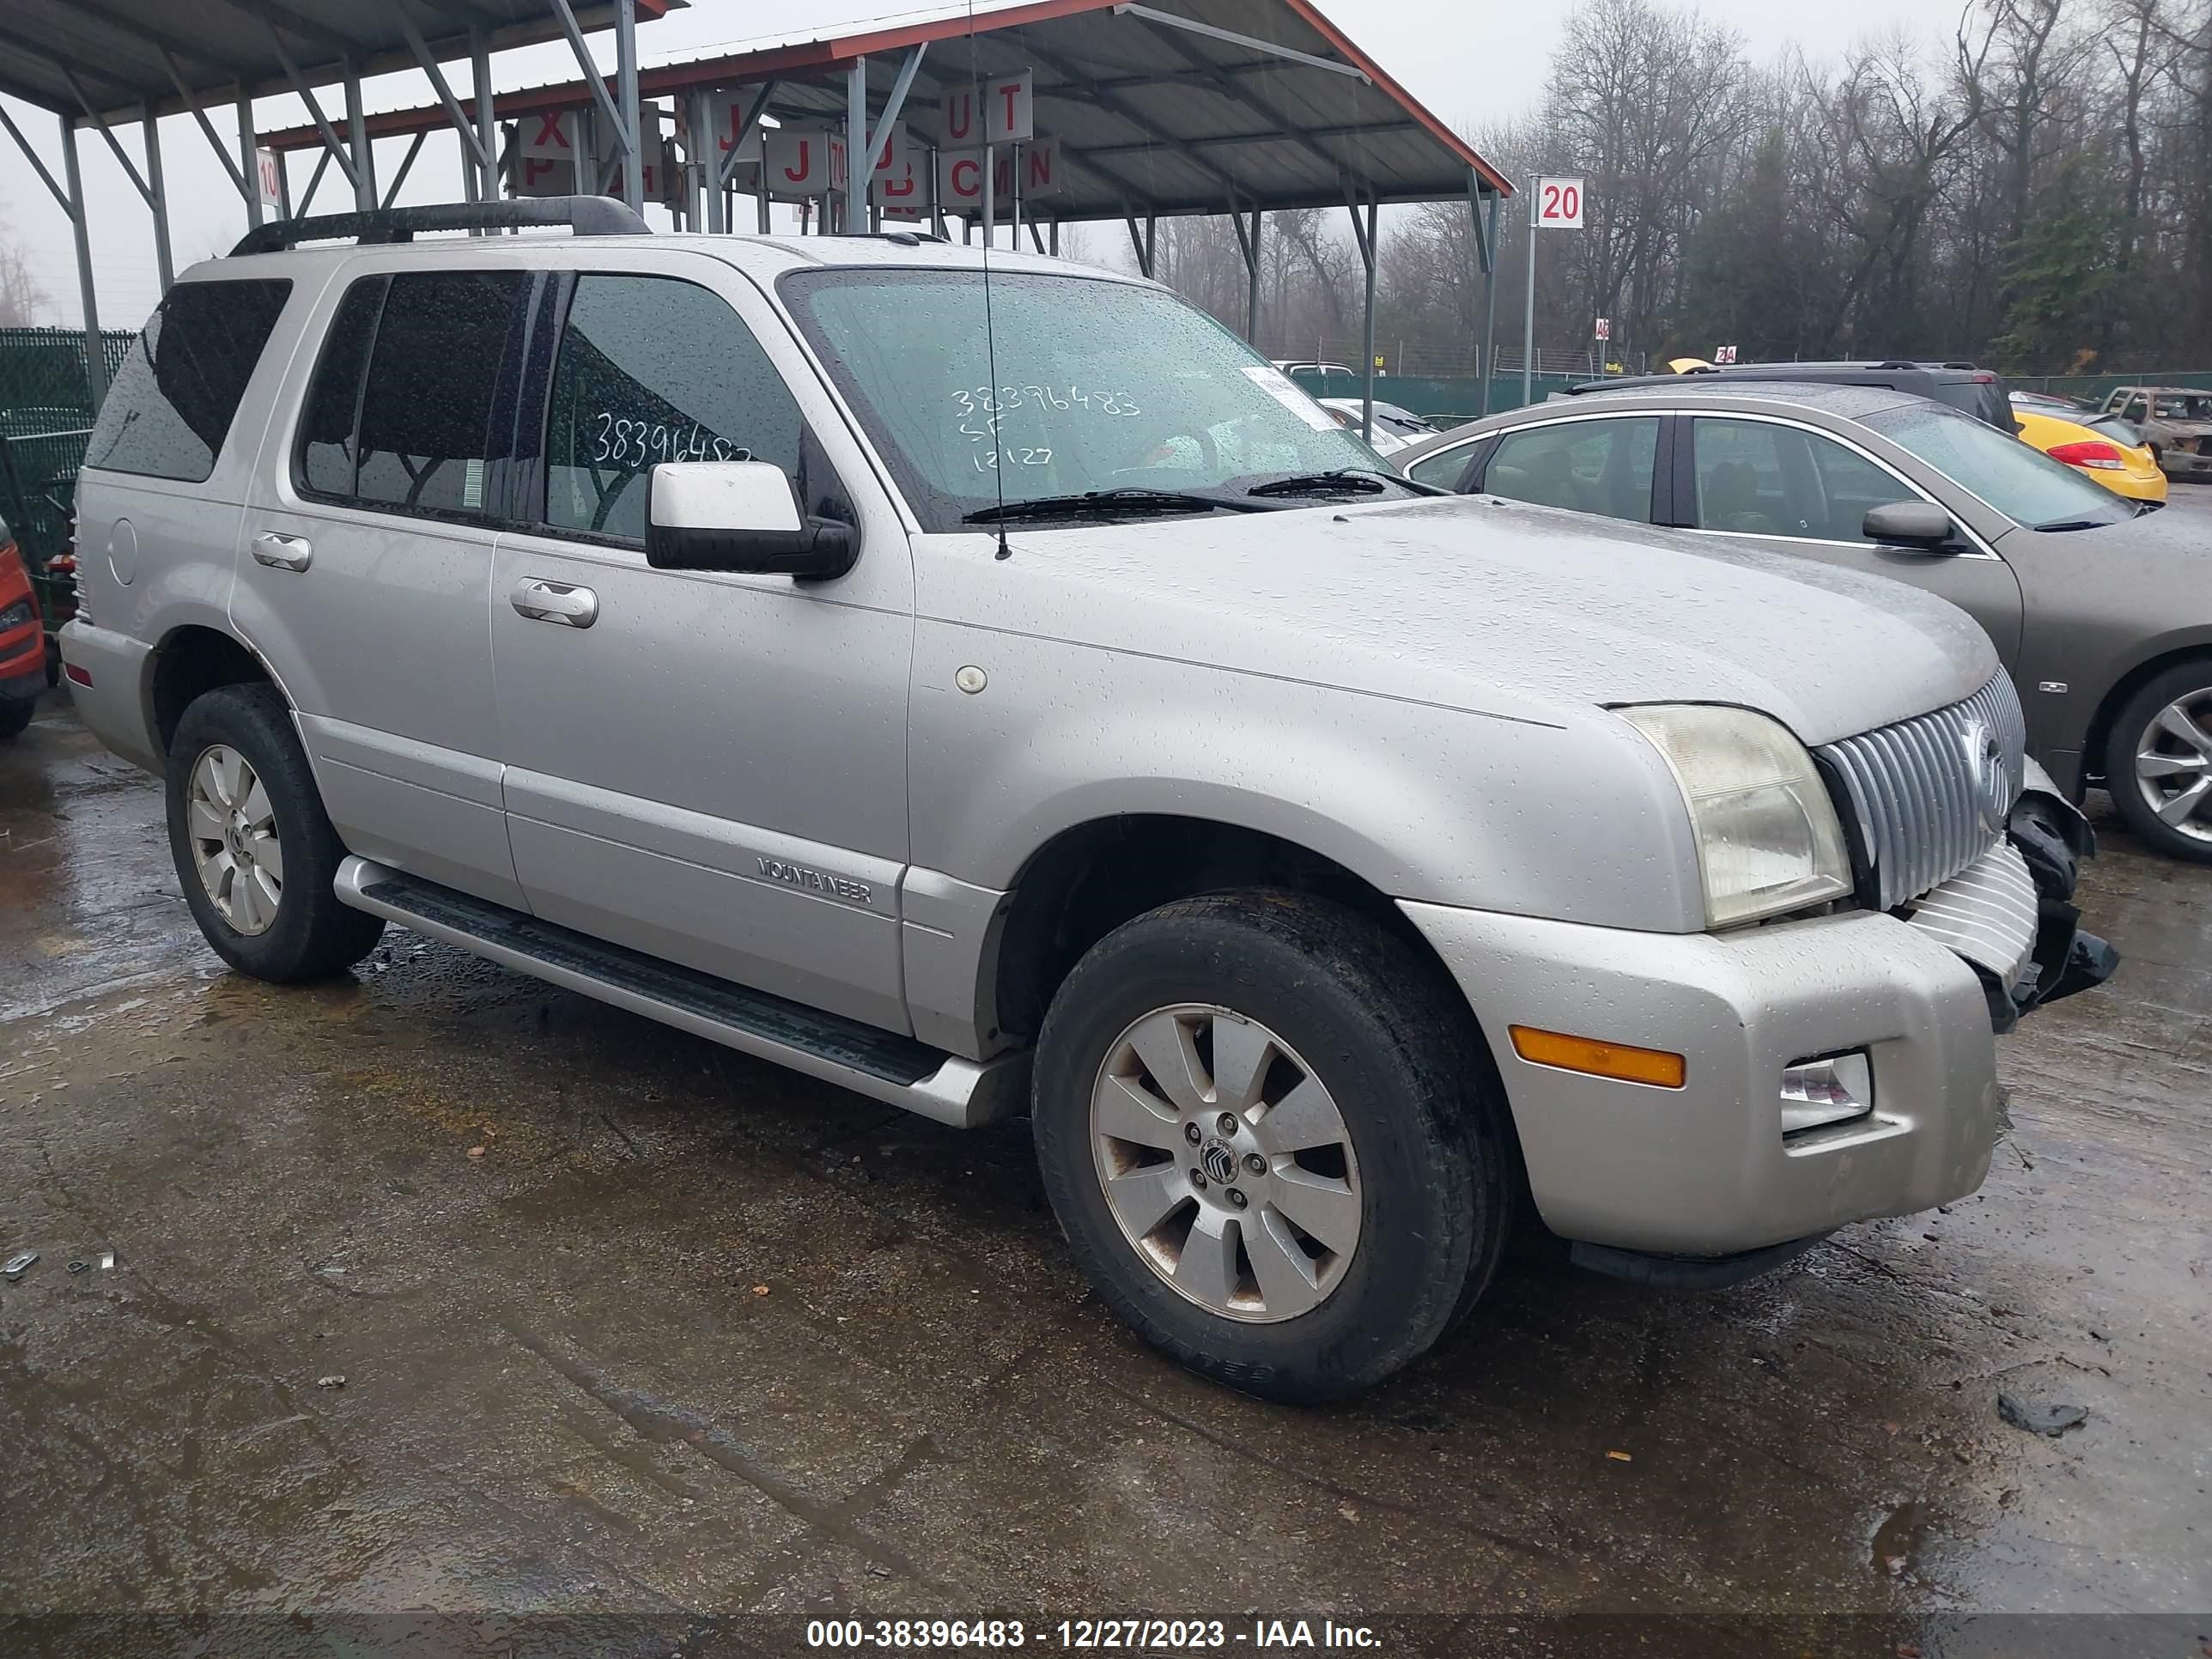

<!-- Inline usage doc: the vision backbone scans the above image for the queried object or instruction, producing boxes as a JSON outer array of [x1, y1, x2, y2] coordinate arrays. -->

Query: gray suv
[[61, 200, 2110, 1401]]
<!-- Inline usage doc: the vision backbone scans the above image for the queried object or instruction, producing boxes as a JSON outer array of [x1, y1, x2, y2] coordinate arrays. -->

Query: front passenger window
[[544, 275, 802, 543], [1481, 417, 1657, 524], [1689, 417, 1917, 543]]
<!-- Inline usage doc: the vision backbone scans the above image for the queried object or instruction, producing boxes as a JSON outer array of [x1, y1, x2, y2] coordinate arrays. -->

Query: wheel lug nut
[[1217, 1113, 1239, 1137], [1243, 1152, 1267, 1176], [1189, 1168, 1207, 1189], [1225, 1188, 1248, 1209], [1183, 1122, 1202, 1146]]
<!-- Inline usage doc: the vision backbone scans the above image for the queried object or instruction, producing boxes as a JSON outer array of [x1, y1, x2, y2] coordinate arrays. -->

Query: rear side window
[[296, 276, 386, 499], [1481, 417, 1657, 524], [294, 270, 532, 521], [84, 279, 292, 483]]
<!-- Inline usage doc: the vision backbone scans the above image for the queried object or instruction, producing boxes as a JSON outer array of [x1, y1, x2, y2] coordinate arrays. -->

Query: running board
[[334, 857, 1026, 1128]]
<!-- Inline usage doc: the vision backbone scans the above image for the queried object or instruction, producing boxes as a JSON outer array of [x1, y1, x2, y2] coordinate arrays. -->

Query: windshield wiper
[[1245, 468, 1398, 499], [2032, 518, 2116, 532], [961, 488, 1261, 525]]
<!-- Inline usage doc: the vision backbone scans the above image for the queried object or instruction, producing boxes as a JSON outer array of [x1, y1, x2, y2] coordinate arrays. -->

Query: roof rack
[[230, 196, 647, 257], [822, 229, 951, 246]]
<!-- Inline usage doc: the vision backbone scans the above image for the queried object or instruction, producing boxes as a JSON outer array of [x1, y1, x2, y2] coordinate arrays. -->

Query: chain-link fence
[[0, 327, 134, 642], [0, 327, 136, 438]]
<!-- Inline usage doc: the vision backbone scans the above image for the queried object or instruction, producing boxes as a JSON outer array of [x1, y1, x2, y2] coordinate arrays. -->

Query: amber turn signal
[[1509, 1024, 1686, 1089]]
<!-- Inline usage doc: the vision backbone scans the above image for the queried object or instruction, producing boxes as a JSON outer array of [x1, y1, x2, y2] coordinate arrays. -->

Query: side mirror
[[646, 460, 857, 578], [1863, 500, 1960, 553]]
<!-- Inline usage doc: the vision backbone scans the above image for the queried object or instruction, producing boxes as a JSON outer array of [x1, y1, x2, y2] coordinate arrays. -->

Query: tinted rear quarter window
[[296, 276, 387, 499], [84, 279, 292, 483]]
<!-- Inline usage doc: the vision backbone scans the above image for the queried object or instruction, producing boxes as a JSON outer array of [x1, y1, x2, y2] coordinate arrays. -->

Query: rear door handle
[[252, 532, 312, 572], [511, 579, 599, 629]]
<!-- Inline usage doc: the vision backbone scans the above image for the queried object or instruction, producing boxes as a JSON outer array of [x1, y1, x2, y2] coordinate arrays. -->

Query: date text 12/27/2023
[[804, 1619, 1383, 1649]]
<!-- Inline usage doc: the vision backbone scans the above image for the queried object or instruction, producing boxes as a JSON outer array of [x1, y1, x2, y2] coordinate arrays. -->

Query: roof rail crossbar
[[230, 196, 647, 256]]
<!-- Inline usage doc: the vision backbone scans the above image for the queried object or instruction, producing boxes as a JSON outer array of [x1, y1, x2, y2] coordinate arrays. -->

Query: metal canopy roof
[[257, 0, 1513, 219], [0, 0, 678, 125]]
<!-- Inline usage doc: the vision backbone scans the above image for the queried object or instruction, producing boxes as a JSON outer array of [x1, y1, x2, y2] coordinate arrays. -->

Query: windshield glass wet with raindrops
[[780, 269, 1398, 532], [1863, 400, 2131, 529]]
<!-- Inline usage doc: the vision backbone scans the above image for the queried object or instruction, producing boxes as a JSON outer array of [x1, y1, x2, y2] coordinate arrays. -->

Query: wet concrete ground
[[3, 523, 2210, 1652]]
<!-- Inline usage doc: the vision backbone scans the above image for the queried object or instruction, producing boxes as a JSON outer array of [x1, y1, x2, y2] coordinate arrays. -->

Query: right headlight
[[1619, 704, 1853, 928]]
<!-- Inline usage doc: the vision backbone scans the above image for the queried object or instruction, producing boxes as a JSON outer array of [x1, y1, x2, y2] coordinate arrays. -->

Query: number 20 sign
[[1536, 178, 1585, 229]]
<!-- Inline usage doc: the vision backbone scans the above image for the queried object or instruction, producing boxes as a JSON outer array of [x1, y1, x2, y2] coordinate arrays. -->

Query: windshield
[[2087, 416, 2144, 448], [781, 269, 1403, 531], [2154, 393, 2212, 421], [1861, 401, 2130, 529]]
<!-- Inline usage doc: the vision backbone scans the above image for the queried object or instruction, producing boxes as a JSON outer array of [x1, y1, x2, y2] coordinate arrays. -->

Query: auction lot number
[[805, 1620, 1240, 1648]]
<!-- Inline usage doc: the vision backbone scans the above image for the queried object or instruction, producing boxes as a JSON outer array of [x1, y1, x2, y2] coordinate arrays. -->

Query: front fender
[[907, 618, 1705, 933]]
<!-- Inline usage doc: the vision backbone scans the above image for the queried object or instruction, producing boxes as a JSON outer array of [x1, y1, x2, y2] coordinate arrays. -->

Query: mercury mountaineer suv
[[61, 198, 2114, 1401]]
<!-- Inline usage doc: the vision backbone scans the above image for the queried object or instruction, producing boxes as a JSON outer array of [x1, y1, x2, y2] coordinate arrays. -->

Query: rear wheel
[[2104, 659, 2212, 863], [166, 684, 385, 980], [1032, 890, 1513, 1402]]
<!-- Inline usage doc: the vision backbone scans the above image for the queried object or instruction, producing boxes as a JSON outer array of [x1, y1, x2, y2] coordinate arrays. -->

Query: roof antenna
[[967, 0, 1012, 560]]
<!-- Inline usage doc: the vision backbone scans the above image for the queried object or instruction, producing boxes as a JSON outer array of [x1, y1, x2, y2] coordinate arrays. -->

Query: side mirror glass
[[1863, 500, 1959, 553], [646, 460, 857, 578]]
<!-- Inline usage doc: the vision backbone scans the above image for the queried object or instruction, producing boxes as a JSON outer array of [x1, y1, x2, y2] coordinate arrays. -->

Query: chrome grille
[[1819, 674, 2027, 913]]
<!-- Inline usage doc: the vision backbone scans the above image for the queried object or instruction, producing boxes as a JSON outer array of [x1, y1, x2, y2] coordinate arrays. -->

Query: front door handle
[[252, 531, 312, 572], [511, 579, 599, 629]]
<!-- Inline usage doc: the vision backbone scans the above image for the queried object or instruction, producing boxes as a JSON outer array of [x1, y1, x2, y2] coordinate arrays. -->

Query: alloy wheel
[[185, 744, 283, 934], [1089, 1003, 1362, 1323], [2133, 691, 2212, 842]]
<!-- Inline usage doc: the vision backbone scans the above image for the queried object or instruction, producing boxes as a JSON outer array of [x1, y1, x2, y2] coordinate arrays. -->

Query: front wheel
[[0, 696, 33, 740], [2104, 661, 2212, 863], [166, 683, 386, 980], [1031, 890, 1514, 1402]]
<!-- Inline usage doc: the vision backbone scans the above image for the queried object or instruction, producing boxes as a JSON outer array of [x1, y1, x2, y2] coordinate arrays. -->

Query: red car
[[0, 525, 45, 739]]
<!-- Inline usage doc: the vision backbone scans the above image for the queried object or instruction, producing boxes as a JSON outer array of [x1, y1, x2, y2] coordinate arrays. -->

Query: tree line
[[1151, 0, 2212, 377]]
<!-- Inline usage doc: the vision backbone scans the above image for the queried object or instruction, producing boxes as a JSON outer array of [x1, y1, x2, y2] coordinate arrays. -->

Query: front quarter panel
[[906, 534, 1705, 933]]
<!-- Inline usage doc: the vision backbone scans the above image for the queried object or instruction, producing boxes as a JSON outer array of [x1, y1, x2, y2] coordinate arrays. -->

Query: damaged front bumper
[[1902, 768, 2118, 1032]]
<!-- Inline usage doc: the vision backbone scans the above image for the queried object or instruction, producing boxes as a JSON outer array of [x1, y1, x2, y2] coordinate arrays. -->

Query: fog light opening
[[1781, 1051, 1874, 1136]]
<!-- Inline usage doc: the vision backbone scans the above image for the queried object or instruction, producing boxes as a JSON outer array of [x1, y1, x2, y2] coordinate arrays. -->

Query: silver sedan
[[1396, 380, 2212, 861]]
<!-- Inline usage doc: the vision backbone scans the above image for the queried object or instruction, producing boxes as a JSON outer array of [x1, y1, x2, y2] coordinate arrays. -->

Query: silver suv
[[61, 199, 2111, 1401]]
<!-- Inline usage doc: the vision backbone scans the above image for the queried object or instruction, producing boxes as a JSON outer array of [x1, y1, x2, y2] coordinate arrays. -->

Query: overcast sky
[[1, 0, 1945, 330]]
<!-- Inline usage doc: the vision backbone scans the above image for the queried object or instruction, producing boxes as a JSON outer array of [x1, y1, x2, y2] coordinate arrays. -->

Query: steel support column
[[473, 30, 499, 205], [1347, 191, 1376, 441], [847, 56, 866, 235], [343, 57, 376, 211], [1231, 204, 1262, 343], [616, 0, 643, 210], [60, 116, 106, 410], [143, 109, 173, 290], [237, 83, 264, 228], [1476, 182, 1502, 416]]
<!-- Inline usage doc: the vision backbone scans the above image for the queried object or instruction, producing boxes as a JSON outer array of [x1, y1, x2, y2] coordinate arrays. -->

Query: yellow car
[[2014, 408, 2168, 505]]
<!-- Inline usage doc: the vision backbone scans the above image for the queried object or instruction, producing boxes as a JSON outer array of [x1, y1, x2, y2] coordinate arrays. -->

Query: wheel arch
[[991, 812, 1474, 1052], [148, 623, 284, 759], [2082, 637, 2212, 788]]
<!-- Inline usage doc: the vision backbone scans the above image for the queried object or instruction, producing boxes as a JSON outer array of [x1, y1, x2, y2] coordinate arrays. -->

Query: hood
[[930, 495, 1998, 746]]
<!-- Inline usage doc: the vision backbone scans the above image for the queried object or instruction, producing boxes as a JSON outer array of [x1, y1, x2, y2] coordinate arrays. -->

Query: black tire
[[166, 683, 385, 980], [2102, 659, 2212, 864], [1031, 890, 1515, 1403], [0, 695, 33, 739]]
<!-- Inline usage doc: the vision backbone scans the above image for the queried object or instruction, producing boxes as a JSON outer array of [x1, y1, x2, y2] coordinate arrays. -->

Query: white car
[[1318, 397, 1438, 455]]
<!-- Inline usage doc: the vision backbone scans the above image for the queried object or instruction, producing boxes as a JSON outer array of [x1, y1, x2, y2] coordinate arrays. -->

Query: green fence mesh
[[0, 327, 135, 439]]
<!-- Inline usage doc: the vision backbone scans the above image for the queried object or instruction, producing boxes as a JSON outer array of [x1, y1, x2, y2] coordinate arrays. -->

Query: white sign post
[[1716, 343, 1738, 365], [1523, 176, 1586, 406]]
